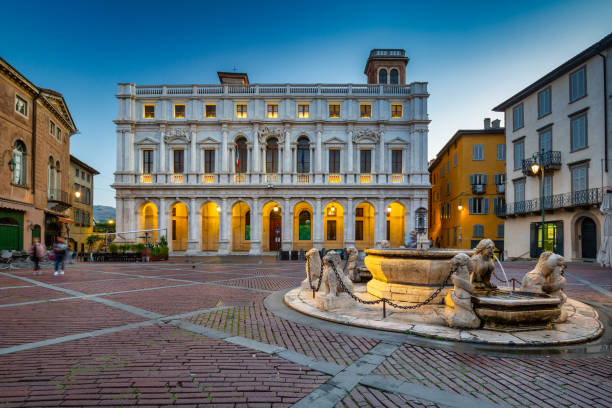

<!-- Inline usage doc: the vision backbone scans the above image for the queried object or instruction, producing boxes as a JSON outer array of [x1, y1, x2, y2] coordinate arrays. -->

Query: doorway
[[269, 211, 282, 251], [581, 217, 596, 259]]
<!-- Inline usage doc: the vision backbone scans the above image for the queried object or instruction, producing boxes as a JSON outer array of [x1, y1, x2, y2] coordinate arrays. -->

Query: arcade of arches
[[132, 199, 419, 254]]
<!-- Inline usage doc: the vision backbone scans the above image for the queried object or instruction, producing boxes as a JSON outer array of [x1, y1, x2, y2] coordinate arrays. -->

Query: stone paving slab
[[0, 286, 69, 305], [53, 277, 198, 295]]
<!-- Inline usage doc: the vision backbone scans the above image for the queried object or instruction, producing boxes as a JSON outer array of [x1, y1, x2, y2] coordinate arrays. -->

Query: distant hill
[[93, 205, 116, 222]]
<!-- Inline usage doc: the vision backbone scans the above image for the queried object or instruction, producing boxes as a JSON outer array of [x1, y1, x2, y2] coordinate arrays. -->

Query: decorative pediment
[[387, 137, 408, 145], [135, 136, 159, 145], [164, 128, 190, 144], [324, 137, 346, 145], [198, 136, 220, 145], [353, 129, 380, 143], [258, 127, 284, 144]]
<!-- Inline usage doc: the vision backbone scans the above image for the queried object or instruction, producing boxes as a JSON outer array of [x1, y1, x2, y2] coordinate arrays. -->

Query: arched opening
[[390, 69, 399, 84], [262, 201, 282, 252], [232, 201, 250, 251], [324, 202, 344, 249], [170, 202, 188, 251], [12, 141, 26, 186], [580, 216, 597, 259], [201, 202, 220, 251], [293, 201, 313, 250], [386, 202, 406, 248], [140, 202, 159, 244], [354, 202, 374, 250], [266, 137, 279, 174], [296, 136, 310, 174], [378, 69, 388, 84], [235, 137, 248, 173]]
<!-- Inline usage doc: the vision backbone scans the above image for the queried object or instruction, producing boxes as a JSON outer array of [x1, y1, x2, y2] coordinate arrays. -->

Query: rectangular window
[[75, 168, 79, 177], [513, 103, 524, 131], [15, 95, 28, 116], [329, 104, 340, 118], [172, 220, 177, 240], [86, 188, 91, 205], [469, 174, 488, 185], [493, 196, 506, 214], [570, 112, 588, 151], [174, 104, 185, 119], [569, 66, 587, 102], [453, 151, 457, 167], [298, 104, 309, 118], [513, 141, 524, 170], [543, 174, 553, 197], [360, 104, 372, 118], [267, 104, 278, 118], [87, 174, 90, 182], [446, 182, 450, 195], [327, 220, 337, 241], [143, 150, 153, 174], [329, 150, 340, 173], [473, 224, 484, 238], [236, 104, 247, 118], [514, 180, 525, 203], [57, 128, 61, 141], [144, 104, 155, 118], [81, 171, 85, 180], [468, 197, 489, 214], [497, 144, 505, 160], [539, 128, 553, 152], [355, 220, 363, 241], [391, 104, 402, 118], [204, 149, 215, 173], [538, 87, 551, 118], [205, 104, 216, 118], [360, 150, 371, 173], [497, 224, 504, 238], [392, 150, 402, 173], [472, 144, 484, 161], [49, 121, 55, 135], [494, 173, 506, 185], [173, 150, 184, 173], [571, 164, 588, 193]]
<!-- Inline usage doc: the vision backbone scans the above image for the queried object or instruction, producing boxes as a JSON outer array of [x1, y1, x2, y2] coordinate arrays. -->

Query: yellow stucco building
[[428, 120, 506, 255]]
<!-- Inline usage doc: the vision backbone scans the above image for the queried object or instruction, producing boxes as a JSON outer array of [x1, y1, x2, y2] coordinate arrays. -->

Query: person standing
[[53, 236, 67, 276], [28, 238, 45, 275]]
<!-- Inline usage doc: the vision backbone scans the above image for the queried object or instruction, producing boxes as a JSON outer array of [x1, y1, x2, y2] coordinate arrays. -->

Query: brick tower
[[364, 49, 409, 85]]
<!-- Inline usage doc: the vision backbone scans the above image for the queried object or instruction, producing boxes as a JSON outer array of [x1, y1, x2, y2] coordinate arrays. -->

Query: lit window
[[205, 104, 216, 118], [392, 150, 402, 173], [144, 104, 155, 118], [298, 104, 309, 118], [143, 150, 153, 173], [236, 104, 247, 118], [329, 104, 340, 118], [173, 150, 184, 173], [329, 150, 340, 173], [15, 95, 28, 117], [267, 104, 278, 118], [49, 121, 55, 135], [174, 104, 185, 118], [391, 104, 402, 118], [360, 104, 371, 118], [204, 149, 215, 173]]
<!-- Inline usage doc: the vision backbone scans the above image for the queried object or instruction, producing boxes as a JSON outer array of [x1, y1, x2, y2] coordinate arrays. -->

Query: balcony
[[296, 174, 309, 184], [391, 174, 404, 184], [265, 174, 278, 184], [328, 174, 341, 184], [472, 184, 486, 194], [47, 189, 71, 212], [234, 174, 247, 184], [496, 184, 506, 194], [202, 174, 215, 184], [140, 174, 153, 184], [360, 174, 372, 184], [170, 174, 184, 184], [522, 151, 562, 176], [499, 187, 604, 217]]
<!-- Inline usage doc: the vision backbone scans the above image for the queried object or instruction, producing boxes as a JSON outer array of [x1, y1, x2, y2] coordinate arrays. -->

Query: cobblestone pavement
[[0, 258, 610, 407]]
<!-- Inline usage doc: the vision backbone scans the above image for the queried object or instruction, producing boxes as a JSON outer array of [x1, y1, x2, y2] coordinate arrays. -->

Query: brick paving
[[0, 259, 610, 407]]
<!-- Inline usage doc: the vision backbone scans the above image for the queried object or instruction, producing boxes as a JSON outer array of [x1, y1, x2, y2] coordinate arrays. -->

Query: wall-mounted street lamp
[[457, 201, 463, 211], [75, 191, 81, 199], [216, 206, 221, 212], [530, 153, 546, 252]]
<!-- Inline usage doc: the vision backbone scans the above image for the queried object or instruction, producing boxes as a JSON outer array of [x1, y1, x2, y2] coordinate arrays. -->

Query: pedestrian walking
[[28, 238, 46, 275], [53, 236, 67, 276]]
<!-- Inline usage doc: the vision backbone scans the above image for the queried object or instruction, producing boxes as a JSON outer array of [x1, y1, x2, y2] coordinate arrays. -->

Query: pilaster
[[218, 197, 230, 254], [249, 197, 262, 255]]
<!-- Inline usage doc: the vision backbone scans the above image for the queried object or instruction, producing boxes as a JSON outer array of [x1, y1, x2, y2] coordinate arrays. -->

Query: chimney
[[484, 118, 491, 130], [492, 119, 501, 129]]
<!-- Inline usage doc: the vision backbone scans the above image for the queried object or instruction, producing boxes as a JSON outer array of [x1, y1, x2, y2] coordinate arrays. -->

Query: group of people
[[28, 236, 68, 276]]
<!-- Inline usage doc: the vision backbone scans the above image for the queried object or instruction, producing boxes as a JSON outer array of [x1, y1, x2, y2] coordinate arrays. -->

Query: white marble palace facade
[[113, 50, 430, 255]]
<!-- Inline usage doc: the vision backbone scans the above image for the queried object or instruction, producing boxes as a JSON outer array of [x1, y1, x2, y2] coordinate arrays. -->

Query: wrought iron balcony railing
[[472, 184, 486, 194], [522, 151, 562, 176], [496, 184, 506, 194], [496, 187, 604, 217]]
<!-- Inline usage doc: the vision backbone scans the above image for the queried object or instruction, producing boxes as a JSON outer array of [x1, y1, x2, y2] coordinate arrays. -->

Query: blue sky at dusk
[[1, 0, 611, 207]]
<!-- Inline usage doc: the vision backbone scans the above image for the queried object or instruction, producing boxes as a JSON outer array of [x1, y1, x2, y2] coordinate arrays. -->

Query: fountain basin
[[365, 248, 474, 303], [472, 290, 562, 329]]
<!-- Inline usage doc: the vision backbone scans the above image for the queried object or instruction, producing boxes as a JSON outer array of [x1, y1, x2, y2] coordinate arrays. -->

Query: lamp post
[[530, 153, 546, 252]]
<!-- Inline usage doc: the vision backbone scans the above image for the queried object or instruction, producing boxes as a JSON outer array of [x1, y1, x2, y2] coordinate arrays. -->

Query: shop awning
[[58, 217, 74, 224]]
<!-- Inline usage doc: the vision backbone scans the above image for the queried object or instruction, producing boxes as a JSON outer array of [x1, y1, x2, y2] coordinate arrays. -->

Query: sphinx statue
[[522, 252, 568, 322], [470, 239, 497, 291], [301, 248, 322, 290], [314, 250, 354, 310], [445, 253, 480, 328]]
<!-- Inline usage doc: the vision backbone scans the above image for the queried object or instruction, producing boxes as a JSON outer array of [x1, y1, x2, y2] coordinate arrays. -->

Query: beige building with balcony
[[113, 50, 430, 255]]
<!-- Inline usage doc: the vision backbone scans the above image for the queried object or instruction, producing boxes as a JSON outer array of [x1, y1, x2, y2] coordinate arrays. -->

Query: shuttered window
[[473, 224, 484, 238], [569, 66, 586, 102], [468, 197, 489, 214]]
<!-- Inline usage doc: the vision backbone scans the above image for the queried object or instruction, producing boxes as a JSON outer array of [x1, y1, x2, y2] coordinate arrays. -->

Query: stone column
[[375, 198, 386, 247], [347, 124, 354, 180], [116, 131, 124, 173], [345, 197, 355, 247], [252, 124, 260, 174], [404, 199, 412, 246], [315, 123, 322, 183], [159, 197, 168, 242], [218, 198, 230, 254], [221, 124, 228, 183], [190, 124, 197, 183], [283, 125, 291, 183], [282, 198, 292, 251], [313, 198, 323, 249], [187, 197, 199, 253], [248, 198, 260, 255], [379, 125, 385, 177]]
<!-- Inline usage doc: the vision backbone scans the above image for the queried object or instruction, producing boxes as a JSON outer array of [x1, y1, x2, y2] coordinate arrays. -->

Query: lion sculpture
[[314, 250, 354, 310], [301, 248, 322, 290], [345, 247, 360, 282], [470, 239, 497, 291], [445, 253, 480, 328], [380, 240, 391, 248], [522, 252, 568, 322]]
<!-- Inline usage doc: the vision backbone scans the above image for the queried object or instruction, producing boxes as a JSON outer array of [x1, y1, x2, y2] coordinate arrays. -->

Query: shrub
[[109, 243, 118, 253]]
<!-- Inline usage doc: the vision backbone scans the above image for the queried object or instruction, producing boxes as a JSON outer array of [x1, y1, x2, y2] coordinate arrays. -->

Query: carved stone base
[[367, 278, 450, 303], [314, 292, 353, 311]]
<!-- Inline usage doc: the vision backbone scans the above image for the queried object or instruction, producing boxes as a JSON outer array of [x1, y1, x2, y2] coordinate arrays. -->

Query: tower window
[[390, 69, 399, 84], [378, 69, 387, 84]]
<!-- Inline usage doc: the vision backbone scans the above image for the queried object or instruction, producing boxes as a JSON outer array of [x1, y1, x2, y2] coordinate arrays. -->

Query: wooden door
[[581, 218, 596, 259], [269, 216, 282, 251]]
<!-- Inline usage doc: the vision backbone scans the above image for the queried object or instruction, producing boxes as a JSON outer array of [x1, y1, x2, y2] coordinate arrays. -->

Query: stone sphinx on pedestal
[[445, 253, 480, 328]]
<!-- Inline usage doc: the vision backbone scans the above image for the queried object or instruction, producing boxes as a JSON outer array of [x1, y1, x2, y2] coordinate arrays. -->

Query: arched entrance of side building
[[386, 202, 405, 248], [262, 201, 282, 252], [354, 202, 374, 250], [293, 201, 313, 251], [324, 201, 344, 249], [573, 214, 598, 259], [139, 202, 158, 244], [232, 201, 251, 252], [201, 202, 220, 252], [170, 202, 188, 251]]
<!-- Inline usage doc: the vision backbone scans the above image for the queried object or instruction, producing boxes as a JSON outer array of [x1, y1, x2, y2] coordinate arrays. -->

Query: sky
[[1, 0, 611, 207]]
